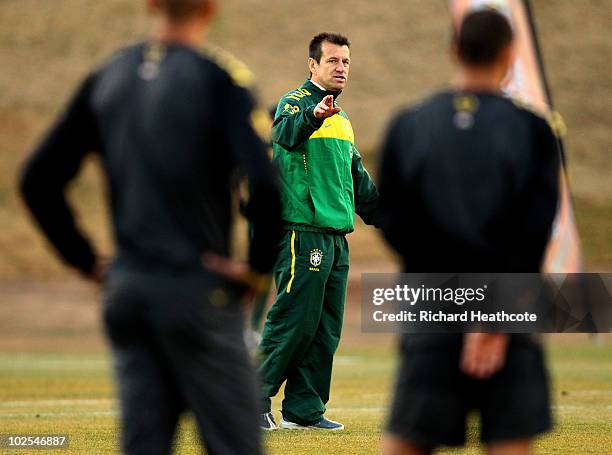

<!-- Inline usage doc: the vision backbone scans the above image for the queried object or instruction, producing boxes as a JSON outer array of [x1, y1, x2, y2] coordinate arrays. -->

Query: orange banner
[[450, 0, 583, 272]]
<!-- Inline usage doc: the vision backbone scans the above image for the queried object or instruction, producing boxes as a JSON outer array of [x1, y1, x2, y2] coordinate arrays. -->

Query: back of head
[[455, 9, 514, 67], [156, 0, 210, 21]]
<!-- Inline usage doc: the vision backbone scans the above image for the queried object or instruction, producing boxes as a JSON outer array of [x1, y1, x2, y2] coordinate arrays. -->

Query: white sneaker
[[279, 417, 309, 430]]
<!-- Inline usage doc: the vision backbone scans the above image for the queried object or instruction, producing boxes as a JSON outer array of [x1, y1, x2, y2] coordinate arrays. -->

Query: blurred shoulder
[[200, 44, 256, 90], [391, 91, 452, 125], [94, 42, 145, 73], [511, 98, 565, 138]]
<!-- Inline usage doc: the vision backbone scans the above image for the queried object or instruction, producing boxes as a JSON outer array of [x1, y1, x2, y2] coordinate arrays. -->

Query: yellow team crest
[[309, 249, 323, 271]]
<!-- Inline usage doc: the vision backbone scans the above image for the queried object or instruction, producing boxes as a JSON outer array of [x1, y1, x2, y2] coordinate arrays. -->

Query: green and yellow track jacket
[[272, 80, 379, 234]]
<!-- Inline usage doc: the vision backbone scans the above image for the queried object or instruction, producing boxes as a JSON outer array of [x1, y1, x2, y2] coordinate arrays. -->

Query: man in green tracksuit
[[258, 32, 379, 431]]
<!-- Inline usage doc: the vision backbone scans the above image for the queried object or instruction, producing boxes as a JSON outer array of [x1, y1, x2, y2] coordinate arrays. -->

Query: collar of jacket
[[304, 79, 342, 100]]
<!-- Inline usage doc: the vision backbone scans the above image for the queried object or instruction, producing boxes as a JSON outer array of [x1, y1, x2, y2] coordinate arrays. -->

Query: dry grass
[[0, 278, 610, 454], [0, 0, 610, 279]]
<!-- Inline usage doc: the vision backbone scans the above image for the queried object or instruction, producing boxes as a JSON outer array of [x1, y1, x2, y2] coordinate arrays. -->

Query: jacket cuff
[[305, 104, 325, 129]]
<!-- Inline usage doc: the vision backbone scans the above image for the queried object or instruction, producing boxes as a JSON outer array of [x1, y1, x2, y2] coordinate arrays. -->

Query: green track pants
[[258, 229, 349, 425]]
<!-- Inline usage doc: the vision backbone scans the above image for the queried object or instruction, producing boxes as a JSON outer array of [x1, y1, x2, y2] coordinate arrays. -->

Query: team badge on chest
[[309, 249, 323, 271]]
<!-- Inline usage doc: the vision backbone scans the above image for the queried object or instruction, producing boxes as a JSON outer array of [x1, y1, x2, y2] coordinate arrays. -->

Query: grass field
[[1, 278, 611, 455], [0, 1, 610, 453], [1, 341, 611, 454]]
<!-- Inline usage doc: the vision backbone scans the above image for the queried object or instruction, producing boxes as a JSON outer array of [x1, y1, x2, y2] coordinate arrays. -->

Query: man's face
[[309, 42, 350, 91]]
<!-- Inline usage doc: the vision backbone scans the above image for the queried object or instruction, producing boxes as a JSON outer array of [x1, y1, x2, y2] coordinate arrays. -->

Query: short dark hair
[[158, 0, 209, 21], [309, 32, 351, 63], [455, 9, 514, 66]]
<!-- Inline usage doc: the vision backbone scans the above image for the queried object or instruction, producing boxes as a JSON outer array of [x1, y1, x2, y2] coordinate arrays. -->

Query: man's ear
[[308, 57, 317, 76]]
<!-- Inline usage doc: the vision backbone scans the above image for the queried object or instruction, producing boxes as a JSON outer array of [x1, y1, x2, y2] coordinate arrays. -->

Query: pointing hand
[[314, 95, 342, 119]]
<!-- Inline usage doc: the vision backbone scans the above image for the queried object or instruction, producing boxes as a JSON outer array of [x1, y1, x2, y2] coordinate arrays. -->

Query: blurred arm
[[19, 74, 100, 278], [222, 80, 283, 275], [377, 114, 413, 255], [506, 117, 560, 270]]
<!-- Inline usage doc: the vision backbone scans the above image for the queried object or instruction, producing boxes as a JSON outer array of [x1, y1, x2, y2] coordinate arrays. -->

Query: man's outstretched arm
[[272, 95, 340, 151]]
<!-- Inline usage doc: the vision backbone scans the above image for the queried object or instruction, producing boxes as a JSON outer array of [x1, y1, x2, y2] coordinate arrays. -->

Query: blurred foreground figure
[[378, 9, 558, 455], [20, 1, 281, 454]]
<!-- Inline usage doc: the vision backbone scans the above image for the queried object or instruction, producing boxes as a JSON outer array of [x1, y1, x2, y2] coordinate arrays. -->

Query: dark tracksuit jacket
[[258, 79, 379, 425], [20, 41, 282, 455], [378, 90, 559, 445], [378, 90, 559, 272]]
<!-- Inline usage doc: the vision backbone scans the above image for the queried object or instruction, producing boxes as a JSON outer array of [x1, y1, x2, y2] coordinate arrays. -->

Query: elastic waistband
[[282, 224, 351, 236]]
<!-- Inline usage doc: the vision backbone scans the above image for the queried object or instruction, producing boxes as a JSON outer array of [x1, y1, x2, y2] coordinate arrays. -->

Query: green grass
[[0, 341, 611, 454]]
